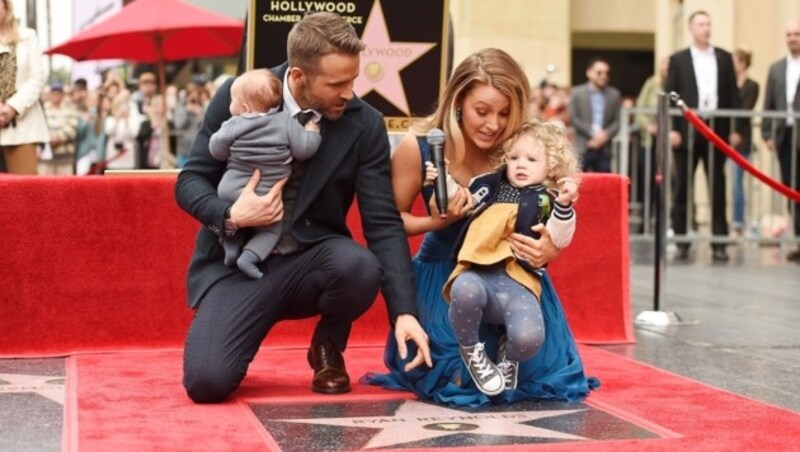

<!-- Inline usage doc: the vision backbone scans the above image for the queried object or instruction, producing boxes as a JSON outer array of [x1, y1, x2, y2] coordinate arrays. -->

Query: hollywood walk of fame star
[[353, 0, 437, 115], [274, 399, 588, 449], [0, 373, 65, 404]]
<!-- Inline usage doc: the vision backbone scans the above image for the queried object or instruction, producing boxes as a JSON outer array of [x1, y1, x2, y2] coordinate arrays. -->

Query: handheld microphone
[[426, 128, 448, 219]]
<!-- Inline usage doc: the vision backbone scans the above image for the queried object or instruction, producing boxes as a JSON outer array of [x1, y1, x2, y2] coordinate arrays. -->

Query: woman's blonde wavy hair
[[412, 48, 530, 169], [1, 0, 21, 45]]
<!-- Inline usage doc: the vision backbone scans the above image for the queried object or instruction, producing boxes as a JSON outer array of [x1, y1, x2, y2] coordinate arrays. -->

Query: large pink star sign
[[354, 1, 437, 115]]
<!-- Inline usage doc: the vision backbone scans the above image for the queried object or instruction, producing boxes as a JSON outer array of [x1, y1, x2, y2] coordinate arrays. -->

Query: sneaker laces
[[497, 359, 515, 379], [466, 343, 495, 380]]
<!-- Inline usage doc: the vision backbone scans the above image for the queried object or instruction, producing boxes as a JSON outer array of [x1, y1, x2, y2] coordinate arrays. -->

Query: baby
[[210, 69, 321, 279], [442, 119, 580, 396]]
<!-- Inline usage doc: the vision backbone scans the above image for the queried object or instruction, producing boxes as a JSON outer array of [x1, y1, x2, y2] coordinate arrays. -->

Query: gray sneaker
[[497, 335, 518, 390], [460, 342, 504, 396]]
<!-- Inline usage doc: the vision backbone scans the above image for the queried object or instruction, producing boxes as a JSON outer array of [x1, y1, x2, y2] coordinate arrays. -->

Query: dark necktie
[[296, 110, 314, 126]]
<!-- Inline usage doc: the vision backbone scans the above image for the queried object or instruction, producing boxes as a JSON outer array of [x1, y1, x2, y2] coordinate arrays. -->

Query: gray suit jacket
[[762, 57, 800, 145], [568, 82, 621, 156], [175, 64, 418, 321]]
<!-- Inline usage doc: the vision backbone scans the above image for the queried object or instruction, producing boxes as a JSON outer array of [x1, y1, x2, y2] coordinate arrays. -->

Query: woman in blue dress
[[362, 48, 598, 407]]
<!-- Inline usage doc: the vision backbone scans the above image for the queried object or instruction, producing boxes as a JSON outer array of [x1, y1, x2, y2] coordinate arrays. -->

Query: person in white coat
[[0, 0, 50, 174]]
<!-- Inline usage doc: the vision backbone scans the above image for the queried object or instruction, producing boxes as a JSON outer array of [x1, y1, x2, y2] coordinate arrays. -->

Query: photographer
[[40, 81, 78, 175], [103, 83, 142, 170]]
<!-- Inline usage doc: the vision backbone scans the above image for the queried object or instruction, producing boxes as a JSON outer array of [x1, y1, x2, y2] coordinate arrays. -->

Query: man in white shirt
[[762, 19, 800, 262], [666, 10, 740, 263], [176, 12, 431, 402]]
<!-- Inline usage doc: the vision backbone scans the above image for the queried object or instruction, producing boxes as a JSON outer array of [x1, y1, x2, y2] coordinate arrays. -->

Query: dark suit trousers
[[777, 130, 800, 236], [671, 128, 729, 243], [183, 237, 382, 403], [582, 147, 612, 173]]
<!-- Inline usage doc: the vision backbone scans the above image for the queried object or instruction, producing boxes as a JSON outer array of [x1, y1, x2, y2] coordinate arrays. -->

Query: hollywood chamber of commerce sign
[[247, 0, 450, 131]]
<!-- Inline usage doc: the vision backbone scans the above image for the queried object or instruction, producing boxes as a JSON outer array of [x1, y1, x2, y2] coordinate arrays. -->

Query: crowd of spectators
[[24, 69, 229, 175]]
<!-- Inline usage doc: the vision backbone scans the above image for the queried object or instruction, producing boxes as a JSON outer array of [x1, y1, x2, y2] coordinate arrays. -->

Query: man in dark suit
[[666, 10, 740, 262], [762, 19, 800, 262], [568, 57, 621, 173], [174, 13, 432, 402]]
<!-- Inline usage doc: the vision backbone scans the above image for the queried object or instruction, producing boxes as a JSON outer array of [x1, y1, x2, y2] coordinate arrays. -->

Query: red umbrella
[[46, 0, 244, 167], [46, 0, 243, 63]]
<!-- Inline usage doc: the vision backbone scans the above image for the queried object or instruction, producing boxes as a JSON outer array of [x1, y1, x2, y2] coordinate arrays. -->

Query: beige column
[[450, 0, 571, 86]]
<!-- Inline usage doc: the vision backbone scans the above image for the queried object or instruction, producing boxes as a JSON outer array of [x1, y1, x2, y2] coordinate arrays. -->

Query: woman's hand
[[0, 104, 16, 127], [428, 184, 473, 223], [508, 224, 560, 268]]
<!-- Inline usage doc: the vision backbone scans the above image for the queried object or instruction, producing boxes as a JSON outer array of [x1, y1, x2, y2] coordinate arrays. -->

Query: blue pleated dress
[[361, 138, 599, 408]]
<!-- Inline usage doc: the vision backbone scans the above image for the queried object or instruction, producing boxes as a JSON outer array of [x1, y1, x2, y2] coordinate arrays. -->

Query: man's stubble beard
[[299, 80, 345, 121]]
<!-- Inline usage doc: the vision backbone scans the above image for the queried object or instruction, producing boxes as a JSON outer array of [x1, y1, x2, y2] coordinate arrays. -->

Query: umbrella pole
[[156, 38, 174, 169]]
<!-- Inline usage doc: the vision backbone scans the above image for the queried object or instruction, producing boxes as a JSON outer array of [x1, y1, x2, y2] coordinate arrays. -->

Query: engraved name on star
[[0, 373, 65, 404], [275, 399, 588, 449], [354, 0, 437, 115]]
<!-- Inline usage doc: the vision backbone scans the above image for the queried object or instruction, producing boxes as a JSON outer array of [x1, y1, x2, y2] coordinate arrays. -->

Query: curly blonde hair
[[501, 119, 581, 190]]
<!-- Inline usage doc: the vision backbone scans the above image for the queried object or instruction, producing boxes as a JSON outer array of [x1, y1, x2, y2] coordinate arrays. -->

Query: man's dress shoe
[[712, 247, 729, 263], [674, 244, 690, 261], [307, 341, 351, 394]]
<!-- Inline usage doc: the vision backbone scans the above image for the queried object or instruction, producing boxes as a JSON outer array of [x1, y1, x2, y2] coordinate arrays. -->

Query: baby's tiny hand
[[423, 161, 438, 187], [305, 121, 320, 133], [556, 177, 579, 204]]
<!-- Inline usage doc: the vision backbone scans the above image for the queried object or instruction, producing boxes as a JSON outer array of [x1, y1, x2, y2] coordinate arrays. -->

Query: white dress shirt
[[282, 70, 321, 124], [785, 55, 800, 125], [690, 45, 718, 112]]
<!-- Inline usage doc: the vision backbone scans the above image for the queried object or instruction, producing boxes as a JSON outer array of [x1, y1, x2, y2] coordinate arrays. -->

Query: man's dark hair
[[586, 57, 610, 71], [688, 10, 710, 25], [286, 12, 365, 76]]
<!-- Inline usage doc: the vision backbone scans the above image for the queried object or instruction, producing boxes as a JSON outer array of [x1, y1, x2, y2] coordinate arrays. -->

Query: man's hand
[[230, 170, 286, 228], [589, 129, 609, 148], [394, 314, 431, 372], [509, 224, 560, 268], [729, 132, 742, 148], [669, 130, 682, 149]]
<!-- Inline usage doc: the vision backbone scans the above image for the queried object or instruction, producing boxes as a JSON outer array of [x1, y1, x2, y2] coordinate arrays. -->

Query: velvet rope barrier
[[670, 92, 800, 202]]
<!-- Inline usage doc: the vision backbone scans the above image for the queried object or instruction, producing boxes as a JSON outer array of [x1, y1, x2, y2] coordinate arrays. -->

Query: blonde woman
[[0, 0, 50, 174], [363, 49, 598, 407]]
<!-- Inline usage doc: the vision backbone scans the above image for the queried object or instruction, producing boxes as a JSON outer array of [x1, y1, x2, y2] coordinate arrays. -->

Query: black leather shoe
[[674, 244, 690, 261], [711, 247, 729, 263], [307, 340, 351, 394], [787, 248, 800, 262]]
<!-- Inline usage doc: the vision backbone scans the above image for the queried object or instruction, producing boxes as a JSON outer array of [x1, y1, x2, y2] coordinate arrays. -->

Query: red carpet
[[65, 346, 800, 451], [0, 174, 631, 357]]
